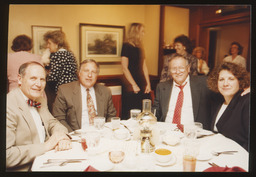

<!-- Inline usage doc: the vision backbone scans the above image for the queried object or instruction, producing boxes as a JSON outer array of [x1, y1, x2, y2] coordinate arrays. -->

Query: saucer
[[155, 154, 176, 167], [197, 152, 212, 161]]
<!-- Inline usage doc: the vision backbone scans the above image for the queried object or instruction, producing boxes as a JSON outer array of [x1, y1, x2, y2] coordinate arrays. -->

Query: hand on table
[[44, 132, 71, 151]]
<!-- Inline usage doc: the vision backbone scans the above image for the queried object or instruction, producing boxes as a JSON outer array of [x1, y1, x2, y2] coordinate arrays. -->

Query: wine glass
[[109, 149, 125, 170]]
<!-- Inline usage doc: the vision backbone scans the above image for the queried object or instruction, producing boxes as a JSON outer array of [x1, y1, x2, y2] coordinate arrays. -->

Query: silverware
[[197, 133, 215, 139], [44, 159, 87, 164], [208, 162, 220, 167], [41, 159, 87, 168], [211, 151, 238, 156]]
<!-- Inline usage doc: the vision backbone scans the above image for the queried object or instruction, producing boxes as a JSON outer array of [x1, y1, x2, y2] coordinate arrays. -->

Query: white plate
[[155, 154, 177, 167], [162, 134, 180, 146], [113, 130, 131, 141], [197, 152, 212, 161], [90, 159, 114, 171]]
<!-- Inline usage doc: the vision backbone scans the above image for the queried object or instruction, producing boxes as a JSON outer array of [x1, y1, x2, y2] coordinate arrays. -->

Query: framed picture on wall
[[31, 25, 62, 55], [79, 23, 125, 64]]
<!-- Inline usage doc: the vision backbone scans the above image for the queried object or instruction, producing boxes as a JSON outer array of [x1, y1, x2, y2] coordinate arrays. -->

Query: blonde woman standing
[[121, 23, 151, 119]]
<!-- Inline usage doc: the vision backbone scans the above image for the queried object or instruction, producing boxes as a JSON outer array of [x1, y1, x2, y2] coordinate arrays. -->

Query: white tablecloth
[[31, 121, 248, 172]]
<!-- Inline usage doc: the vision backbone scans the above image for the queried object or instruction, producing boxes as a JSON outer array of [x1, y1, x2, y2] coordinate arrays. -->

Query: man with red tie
[[52, 59, 116, 132], [152, 54, 213, 130], [6, 61, 71, 171]]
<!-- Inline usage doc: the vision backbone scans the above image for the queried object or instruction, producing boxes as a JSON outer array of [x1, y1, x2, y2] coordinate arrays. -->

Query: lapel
[[15, 89, 41, 143], [190, 76, 201, 121], [162, 80, 173, 121], [216, 91, 241, 130], [94, 84, 104, 116], [72, 81, 82, 128]]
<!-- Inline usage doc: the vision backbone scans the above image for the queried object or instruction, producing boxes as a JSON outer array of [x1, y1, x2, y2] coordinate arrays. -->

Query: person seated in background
[[153, 54, 213, 130], [52, 59, 116, 132], [223, 41, 246, 68], [207, 62, 250, 151], [192, 46, 210, 75], [7, 34, 42, 92], [160, 34, 198, 82], [6, 61, 71, 171]]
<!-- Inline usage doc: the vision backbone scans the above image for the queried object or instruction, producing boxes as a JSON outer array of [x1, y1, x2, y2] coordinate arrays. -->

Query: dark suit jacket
[[152, 76, 213, 130], [52, 81, 116, 132], [210, 91, 250, 151], [6, 88, 68, 171]]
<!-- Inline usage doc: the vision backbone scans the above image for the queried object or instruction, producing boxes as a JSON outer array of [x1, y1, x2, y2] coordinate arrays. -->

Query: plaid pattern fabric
[[86, 89, 96, 125], [27, 99, 41, 108], [172, 82, 187, 131]]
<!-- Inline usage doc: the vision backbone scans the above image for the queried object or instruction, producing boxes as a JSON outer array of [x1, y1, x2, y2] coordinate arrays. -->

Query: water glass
[[111, 117, 120, 130], [94, 116, 105, 130], [183, 139, 200, 172], [83, 131, 101, 150], [130, 109, 141, 120], [184, 124, 197, 139]]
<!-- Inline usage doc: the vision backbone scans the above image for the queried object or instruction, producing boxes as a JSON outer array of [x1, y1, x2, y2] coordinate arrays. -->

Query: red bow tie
[[27, 99, 41, 108]]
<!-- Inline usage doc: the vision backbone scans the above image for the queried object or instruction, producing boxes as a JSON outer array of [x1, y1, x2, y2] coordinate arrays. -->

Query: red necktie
[[86, 89, 97, 125], [27, 99, 41, 108], [172, 82, 187, 131]]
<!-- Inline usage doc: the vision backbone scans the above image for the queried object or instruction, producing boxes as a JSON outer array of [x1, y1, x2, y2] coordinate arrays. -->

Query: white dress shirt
[[20, 89, 45, 143], [223, 55, 246, 68], [214, 103, 228, 132], [165, 76, 194, 125], [80, 84, 98, 129]]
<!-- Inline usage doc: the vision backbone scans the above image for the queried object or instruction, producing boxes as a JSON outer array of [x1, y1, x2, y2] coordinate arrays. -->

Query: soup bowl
[[154, 148, 172, 163]]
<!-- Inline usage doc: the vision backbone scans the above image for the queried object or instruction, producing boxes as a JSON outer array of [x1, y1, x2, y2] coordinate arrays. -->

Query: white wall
[[164, 6, 189, 47]]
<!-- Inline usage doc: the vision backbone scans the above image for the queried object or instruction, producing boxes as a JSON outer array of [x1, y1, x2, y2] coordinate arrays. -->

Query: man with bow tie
[[6, 61, 72, 171]]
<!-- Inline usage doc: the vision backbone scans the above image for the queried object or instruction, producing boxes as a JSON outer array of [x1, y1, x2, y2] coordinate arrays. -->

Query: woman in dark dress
[[43, 30, 78, 112], [207, 62, 250, 151], [121, 23, 151, 119]]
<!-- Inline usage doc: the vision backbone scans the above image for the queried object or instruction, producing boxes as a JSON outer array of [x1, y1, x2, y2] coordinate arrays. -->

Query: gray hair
[[79, 59, 100, 74], [18, 61, 46, 77]]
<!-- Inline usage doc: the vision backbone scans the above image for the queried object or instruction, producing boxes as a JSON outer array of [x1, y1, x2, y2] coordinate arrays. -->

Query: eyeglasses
[[169, 65, 188, 73]]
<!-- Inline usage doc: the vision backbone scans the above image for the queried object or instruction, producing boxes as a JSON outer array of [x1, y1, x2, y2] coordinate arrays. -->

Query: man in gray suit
[[152, 54, 213, 130], [52, 59, 116, 132], [6, 61, 71, 171]]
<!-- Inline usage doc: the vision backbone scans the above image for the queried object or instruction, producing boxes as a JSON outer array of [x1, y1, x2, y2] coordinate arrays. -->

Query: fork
[[212, 151, 238, 156]]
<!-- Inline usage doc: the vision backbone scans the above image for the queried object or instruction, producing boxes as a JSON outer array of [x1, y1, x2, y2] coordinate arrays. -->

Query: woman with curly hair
[[121, 23, 151, 119], [223, 41, 246, 68], [160, 34, 198, 82], [207, 62, 250, 151], [43, 30, 78, 112]]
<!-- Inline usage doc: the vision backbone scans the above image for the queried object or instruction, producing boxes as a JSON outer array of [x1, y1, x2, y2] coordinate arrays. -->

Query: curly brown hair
[[43, 30, 70, 51], [11, 35, 33, 52], [207, 62, 250, 93]]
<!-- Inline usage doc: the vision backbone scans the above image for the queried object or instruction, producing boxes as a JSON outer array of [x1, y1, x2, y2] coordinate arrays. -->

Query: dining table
[[31, 120, 249, 172]]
